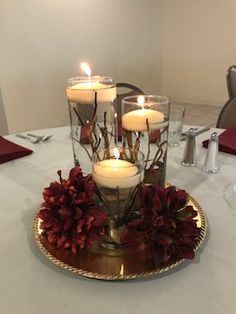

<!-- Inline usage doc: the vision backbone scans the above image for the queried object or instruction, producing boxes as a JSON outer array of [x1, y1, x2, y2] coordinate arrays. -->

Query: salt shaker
[[181, 128, 196, 166], [202, 132, 220, 173]]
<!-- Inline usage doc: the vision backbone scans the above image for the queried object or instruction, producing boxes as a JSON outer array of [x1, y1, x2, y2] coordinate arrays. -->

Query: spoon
[[15, 134, 41, 143]]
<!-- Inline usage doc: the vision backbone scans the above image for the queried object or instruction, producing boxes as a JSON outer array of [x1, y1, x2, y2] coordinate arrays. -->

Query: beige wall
[[2, 0, 236, 133], [0, 0, 162, 133], [161, 0, 236, 106]]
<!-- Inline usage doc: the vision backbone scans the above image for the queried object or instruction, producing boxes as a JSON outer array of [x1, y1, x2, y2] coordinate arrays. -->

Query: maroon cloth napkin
[[80, 124, 91, 144], [0, 136, 33, 164], [202, 128, 236, 155]]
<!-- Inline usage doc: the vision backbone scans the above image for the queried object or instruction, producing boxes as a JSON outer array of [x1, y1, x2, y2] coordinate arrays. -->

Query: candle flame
[[138, 95, 145, 109], [113, 148, 120, 159], [81, 62, 92, 78]]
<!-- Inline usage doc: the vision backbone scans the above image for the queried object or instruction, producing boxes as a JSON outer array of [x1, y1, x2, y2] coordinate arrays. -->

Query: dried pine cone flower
[[38, 166, 107, 253], [123, 184, 201, 265]]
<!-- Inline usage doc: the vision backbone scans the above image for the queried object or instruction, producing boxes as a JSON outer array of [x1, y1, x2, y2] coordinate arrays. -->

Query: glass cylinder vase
[[66, 76, 117, 174], [122, 95, 169, 186], [92, 147, 145, 250]]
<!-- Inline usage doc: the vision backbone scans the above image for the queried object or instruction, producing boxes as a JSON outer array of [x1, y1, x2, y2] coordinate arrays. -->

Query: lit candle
[[122, 95, 165, 131], [92, 150, 141, 189], [66, 63, 116, 104]]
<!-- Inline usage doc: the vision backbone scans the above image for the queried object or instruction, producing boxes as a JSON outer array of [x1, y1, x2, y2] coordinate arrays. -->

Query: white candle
[[66, 80, 116, 104], [122, 108, 165, 131], [67, 63, 116, 104], [92, 159, 141, 189]]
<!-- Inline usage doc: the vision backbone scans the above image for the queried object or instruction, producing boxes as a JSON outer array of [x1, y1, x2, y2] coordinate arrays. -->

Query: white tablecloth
[[0, 127, 236, 314]]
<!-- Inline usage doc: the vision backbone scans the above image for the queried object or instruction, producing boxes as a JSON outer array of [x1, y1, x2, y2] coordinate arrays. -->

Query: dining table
[[0, 126, 235, 314]]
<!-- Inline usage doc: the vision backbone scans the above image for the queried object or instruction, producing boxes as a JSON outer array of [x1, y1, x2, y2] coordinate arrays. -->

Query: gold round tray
[[33, 194, 207, 281]]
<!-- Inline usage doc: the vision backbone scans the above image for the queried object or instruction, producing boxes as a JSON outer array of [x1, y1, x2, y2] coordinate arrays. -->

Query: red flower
[[38, 166, 107, 253], [123, 184, 201, 265]]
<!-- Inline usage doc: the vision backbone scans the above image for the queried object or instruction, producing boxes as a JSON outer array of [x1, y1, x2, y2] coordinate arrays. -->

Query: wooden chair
[[216, 96, 236, 128], [226, 65, 236, 98]]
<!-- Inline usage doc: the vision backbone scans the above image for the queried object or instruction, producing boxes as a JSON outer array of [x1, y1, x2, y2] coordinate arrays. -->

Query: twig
[[124, 130, 133, 149], [72, 136, 92, 160], [89, 92, 98, 154], [145, 118, 151, 171], [91, 92, 98, 125], [101, 112, 110, 152], [134, 131, 141, 152], [116, 186, 120, 213], [73, 107, 84, 125], [148, 140, 168, 171], [93, 183, 110, 210], [127, 183, 142, 211]]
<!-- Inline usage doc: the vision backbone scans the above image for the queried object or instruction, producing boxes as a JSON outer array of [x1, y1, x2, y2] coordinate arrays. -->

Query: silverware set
[[15, 126, 209, 144], [16, 133, 53, 143]]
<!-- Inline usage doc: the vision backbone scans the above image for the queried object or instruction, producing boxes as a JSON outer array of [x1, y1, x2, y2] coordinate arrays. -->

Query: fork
[[27, 133, 53, 142], [15, 134, 41, 143]]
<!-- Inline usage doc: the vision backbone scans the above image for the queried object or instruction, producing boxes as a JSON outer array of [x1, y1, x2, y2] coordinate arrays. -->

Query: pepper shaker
[[202, 132, 220, 173], [181, 128, 196, 166]]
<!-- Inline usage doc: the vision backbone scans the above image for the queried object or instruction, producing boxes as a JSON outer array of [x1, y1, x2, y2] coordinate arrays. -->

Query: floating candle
[[66, 78, 116, 104], [92, 159, 140, 189], [66, 63, 116, 104], [122, 108, 164, 131]]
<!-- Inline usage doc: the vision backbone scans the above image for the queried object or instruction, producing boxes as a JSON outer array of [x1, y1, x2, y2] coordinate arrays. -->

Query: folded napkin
[[202, 128, 236, 155], [0, 136, 33, 164], [80, 124, 91, 144]]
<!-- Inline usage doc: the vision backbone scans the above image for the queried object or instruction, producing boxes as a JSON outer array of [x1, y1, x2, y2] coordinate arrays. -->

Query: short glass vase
[[92, 147, 145, 250]]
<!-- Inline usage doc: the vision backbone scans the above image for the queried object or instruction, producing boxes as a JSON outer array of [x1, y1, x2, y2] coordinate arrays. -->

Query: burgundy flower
[[123, 184, 201, 265], [39, 166, 107, 253]]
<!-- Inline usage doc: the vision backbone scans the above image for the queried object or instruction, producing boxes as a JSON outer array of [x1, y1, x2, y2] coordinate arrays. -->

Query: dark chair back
[[0, 88, 8, 135], [115, 82, 145, 141], [216, 96, 236, 128], [226, 65, 236, 98], [115, 82, 145, 120]]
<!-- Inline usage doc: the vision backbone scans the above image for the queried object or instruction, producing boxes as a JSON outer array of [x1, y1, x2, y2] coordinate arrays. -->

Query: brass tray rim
[[33, 194, 207, 281]]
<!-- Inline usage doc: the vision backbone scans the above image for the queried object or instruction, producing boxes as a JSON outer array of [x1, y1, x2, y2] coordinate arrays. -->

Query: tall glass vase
[[66, 76, 117, 174]]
